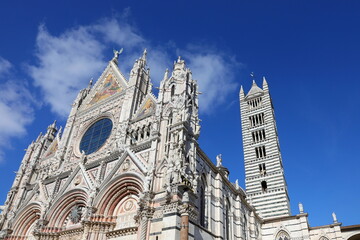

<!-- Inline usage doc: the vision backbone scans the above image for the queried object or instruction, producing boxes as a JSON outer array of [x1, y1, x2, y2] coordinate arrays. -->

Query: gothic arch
[[10, 203, 41, 238], [198, 173, 207, 227], [224, 197, 232, 240], [348, 233, 360, 240], [94, 173, 143, 216], [46, 188, 88, 228], [275, 229, 291, 240], [155, 160, 168, 191]]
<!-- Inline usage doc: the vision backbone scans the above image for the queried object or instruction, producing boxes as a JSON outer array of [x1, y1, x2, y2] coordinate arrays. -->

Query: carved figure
[[113, 48, 123, 61], [80, 150, 86, 164], [299, 202, 304, 213], [235, 179, 240, 190], [332, 212, 337, 223], [144, 167, 154, 192], [216, 154, 222, 167]]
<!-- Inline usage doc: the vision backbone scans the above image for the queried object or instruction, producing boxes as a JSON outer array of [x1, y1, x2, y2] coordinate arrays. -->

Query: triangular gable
[[44, 139, 58, 158], [134, 95, 156, 119], [19, 184, 41, 210], [45, 181, 56, 197], [87, 167, 99, 183], [88, 73, 123, 105], [99, 149, 147, 190], [116, 157, 143, 176], [52, 165, 90, 203], [84, 61, 128, 107]]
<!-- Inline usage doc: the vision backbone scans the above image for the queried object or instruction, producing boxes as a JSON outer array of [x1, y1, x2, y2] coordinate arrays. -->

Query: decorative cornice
[[106, 226, 138, 238]]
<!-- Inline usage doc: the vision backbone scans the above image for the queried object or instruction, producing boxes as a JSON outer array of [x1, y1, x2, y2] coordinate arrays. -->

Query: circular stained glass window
[[79, 118, 113, 155]]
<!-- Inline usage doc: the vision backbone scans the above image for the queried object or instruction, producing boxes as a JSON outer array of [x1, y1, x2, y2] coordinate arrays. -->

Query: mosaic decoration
[[137, 98, 155, 118], [89, 74, 122, 105], [45, 139, 58, 157]]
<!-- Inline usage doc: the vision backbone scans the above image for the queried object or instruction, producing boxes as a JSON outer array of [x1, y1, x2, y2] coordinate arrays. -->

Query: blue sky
[[0, 1, 359, 227]]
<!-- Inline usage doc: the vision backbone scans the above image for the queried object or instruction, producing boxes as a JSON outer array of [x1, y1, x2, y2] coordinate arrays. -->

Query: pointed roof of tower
[[142, 48, 147, 60], [246, 80, 263, 98], [262, 76, 268, 86]]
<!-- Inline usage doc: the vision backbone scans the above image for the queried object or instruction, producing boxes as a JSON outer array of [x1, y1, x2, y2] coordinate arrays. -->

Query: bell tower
[[239, 75, 291, 219]]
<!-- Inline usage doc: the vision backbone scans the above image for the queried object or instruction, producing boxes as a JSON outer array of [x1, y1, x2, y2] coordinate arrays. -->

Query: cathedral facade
[[0, 50, 359, 240]]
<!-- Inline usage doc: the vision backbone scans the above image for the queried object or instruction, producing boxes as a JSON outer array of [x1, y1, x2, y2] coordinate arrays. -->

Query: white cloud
[[28, 17, 240, 117], [183, 49, 240, 114], [28, 24, 107, 117], [0, 75, 35, 162], [0, 57, 12, 75]]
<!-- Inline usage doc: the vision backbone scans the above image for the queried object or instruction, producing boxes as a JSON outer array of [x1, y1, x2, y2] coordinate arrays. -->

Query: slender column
[[180, 213, 189, 240], [140, 216, 148, 240]]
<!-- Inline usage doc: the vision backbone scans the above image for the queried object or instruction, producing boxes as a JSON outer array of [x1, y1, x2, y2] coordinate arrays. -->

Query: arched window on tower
[[261, 180, 268, 192], [199, 185, 206, 227], [171, 85, 175, 98], [276, 230, 290, 240]]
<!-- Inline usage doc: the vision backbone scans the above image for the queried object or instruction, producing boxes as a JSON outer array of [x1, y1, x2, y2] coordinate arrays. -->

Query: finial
[[250, 72, 255, 79], [57, 126, 63, 137], [177, 56, 181, 63], [48, 120, 56, 129], [235, 179, 240, 190], [142, 48, 147, 60], [239, 85, 245, 98], [89, 78, 93, 87], [163, 68, 169, 80]]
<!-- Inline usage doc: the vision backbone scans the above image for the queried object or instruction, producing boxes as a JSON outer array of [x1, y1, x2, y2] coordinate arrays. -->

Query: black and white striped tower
[[239, 75, 291, 219]]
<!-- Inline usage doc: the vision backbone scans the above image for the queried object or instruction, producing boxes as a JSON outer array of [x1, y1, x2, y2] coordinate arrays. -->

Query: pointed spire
[[239, 85, 245, 99], [57, 126, 63, 138], [262, 76, 268, 91], [48, 120, 57, 129], [262, 76, 267, 86], [163, 68, 169, 80], [36, 132, 43, 142], [142, 48, 147, 61]]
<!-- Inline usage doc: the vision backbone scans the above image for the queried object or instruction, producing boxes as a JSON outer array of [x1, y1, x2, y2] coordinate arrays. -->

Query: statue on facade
[[332, 212, 338, 223], [299, 202, 304, 214], [80, 150, 87, 164], [173, 159, 182, 184], [112, 48, 123, 62], [144, 167, 154, 192], [216, 154, 222, 167]]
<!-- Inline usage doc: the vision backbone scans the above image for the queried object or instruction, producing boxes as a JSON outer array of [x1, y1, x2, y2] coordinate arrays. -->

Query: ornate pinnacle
[[142, 48, 147, 60]]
